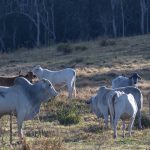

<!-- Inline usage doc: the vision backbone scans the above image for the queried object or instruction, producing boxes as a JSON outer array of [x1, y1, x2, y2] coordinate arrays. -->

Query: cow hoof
[[131, 131, 135, 134], [113, 135, 117, 139], [104, 126, 108, 130], [138, 127, 143, 130]]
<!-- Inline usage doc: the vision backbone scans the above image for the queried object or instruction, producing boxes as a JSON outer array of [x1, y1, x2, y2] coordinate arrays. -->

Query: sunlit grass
[[0, 35, 150, 149]]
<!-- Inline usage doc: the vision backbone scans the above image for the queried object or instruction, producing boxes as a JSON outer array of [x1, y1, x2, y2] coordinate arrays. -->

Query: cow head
[[86, 95, 102, 117], [39, 79, 58, 102], [129, 72, 141, 86], [86, 96, 95, 113], [25, 72, 37, 81], [32, 65, 43, 79], [19, 71, 37, 83]]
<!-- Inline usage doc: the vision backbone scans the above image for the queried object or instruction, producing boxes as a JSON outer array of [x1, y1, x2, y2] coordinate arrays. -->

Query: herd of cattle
[[0, 65, 146, 142]]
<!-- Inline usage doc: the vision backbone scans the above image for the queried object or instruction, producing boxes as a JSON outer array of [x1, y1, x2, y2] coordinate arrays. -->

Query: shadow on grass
[[26, 128, 60, 138], [76, 67, 150, 89], [83, 124, 105, 134], [34, 114, 57, 122]]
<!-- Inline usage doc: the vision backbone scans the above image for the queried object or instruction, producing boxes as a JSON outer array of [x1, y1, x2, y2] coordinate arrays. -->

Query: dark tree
[[0, 0, 149, 52]]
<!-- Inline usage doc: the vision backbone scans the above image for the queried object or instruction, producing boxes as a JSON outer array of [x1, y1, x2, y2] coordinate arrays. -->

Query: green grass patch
[[74, 45, 88, 51], [134, 112, 150, 128], [116, 138, 136, 145], [100, 39, 116, 47], [57, 103, 80, 125], [57, 43, 73, 54]]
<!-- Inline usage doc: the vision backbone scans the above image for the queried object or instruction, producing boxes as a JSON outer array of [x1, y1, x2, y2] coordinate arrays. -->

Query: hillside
[[0, 35, 150, 149]]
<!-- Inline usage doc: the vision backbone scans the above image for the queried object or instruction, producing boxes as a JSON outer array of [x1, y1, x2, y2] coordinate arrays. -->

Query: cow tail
[[112, 94, 117, 120], [109, 93, 117, 123], [72, 70, 76, 97]]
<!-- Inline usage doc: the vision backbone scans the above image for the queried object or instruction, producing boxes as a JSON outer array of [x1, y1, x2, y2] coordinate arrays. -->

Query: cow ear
[[28, 71, 36, 78], [121, 74, 125, 77], [18, 70, 21, 76], [137, 75, 142, 80], [129, 76, 133, 79]]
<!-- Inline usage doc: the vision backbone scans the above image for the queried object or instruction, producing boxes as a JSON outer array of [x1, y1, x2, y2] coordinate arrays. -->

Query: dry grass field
[[0, 35, 150, 150]]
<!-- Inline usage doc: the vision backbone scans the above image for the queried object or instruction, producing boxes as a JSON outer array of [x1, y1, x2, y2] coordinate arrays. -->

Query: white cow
[[0, 77, 58, 140], [108, 91, 138, 138], [86, 86, 143, 129], [32, 65, 76, 99], [86, 91, 109, 128], [112, 72, 141, 88]]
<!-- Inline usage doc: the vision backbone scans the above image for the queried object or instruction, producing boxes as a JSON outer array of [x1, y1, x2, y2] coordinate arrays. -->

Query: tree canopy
[[0, 0, 149, 52]]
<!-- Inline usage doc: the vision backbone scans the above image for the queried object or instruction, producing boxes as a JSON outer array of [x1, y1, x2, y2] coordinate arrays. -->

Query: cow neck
[[28, 84, 42, 106], [128, 78, 133, 86], [24, 102, 41, 121], [101, 89, 112, 105]]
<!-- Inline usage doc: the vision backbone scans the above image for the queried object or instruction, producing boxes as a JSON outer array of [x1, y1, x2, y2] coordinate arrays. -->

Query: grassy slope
[[0, 35, 150, 149]]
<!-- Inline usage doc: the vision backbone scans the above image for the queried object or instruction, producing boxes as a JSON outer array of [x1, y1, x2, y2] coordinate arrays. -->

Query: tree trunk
[[13, 27, 17, 49], [0, 38, 5, 53], [120, 0, 125, 37], [36, 11, 40, 47], [35, 0, 40, 47], [50, 0, 56, 42], [140, 0, 146, 34], [146, 7, 149, 34], [111, 0, 117, 37]]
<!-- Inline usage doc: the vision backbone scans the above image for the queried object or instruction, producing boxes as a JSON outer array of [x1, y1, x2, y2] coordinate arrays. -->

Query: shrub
[[57, 43, 73, 54], [134, 112, 150, 128], [70, 57, 84, 64], [57, 104, 80, 125], [100, 39, 116, 47], [75, 45, 88, 51], [84, 124, 103, 133]]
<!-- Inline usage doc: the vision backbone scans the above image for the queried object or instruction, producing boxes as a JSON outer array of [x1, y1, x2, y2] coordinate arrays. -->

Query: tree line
[[0, 0, 149, 52]]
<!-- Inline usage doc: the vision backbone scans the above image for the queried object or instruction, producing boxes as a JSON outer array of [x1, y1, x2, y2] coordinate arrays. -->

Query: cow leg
[[10, 114, 12, 144], [67, 83, 73, 99], [137, 110, 142, 129], [0, 122, 1, 137], [103, 111, 109, 128], [68, 77, 76, 99], [98, 118, 102, 127], [68, 89, 73, 99], [109, 114, 113, 128], [73, 81, 76, 98], [128, 117, 135, 137], [113, 114, 120, 139], [113, 119, 118, 139], [17, 115, 24, 140], [122, 120, 126, 138]]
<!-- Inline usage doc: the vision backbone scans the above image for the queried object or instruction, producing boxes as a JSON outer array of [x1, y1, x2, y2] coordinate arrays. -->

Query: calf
[[0, 71, 35, 86], [112, 72, 141, 88], [32, 65, 76, 99]]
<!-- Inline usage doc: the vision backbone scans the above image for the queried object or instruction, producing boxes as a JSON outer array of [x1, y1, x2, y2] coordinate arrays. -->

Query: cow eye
[[49, 84, 51, 87]]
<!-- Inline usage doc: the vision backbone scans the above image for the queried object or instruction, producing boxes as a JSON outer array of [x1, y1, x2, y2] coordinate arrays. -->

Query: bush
[[100, 39, 116, 47], [57, 104, 80, 125], [134, 112, 150, 128], [70, 57, 84, 64], [57, 43, 73, 54], [75, 45, 88, 51]]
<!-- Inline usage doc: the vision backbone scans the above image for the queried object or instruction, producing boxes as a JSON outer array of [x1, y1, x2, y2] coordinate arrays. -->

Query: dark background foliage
[[0, 0, 149, 52]]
